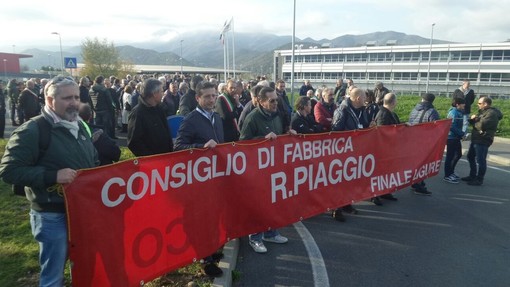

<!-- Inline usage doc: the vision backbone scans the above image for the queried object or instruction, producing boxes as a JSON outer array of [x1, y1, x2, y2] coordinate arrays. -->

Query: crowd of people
[[0, 73, 504, 285]]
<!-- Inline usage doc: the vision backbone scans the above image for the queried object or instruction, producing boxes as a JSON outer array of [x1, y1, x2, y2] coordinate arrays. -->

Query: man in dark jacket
[[453, 79, 476, 132], [408, 93, 440, 195], [215, 79, 243, 142], [0, 76, 98, 286], [178, 75, 203, 116], [462, 96, 503, 186], [374, 81, 389, 106], [127, 78, 173, 156], [18, 79, 41, 121], [331, 87, 370, 220], [90, 76, 115, 138], [173, 81, 225, 277]]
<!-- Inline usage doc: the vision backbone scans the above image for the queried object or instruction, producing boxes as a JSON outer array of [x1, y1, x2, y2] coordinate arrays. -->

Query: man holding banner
[[331, 87, 374, 220], [175, 81, 225, 277], [0, 76, 98, 287], [240, 86, 290, 253]]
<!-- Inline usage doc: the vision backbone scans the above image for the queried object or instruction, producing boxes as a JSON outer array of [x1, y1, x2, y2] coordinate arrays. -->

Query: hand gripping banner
[[64, 120, 450, 286]]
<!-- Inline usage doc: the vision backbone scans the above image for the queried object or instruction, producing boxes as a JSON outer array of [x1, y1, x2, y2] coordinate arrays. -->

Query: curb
[[212, 239, 239, 287], [494, 136, 510, 144], [461, 148, 510, 166]]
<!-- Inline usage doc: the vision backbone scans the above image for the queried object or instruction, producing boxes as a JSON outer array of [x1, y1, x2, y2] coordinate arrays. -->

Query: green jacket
[[0, 112, 98, 213], [240, 107, 283, 140], [470, 107, 503, 146]]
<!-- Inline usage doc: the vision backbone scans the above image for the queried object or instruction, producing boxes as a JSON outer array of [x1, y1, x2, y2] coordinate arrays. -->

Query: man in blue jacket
[[174, 81, 225, 277]]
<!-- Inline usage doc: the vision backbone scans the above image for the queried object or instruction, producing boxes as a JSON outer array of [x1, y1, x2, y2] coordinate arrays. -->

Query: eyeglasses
[[268, 99, 277, 104], [477, 102, 484, 105]]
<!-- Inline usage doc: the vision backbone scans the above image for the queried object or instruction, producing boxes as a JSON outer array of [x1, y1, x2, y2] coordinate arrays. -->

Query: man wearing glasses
[[0, 76, 98, 286], [462, 96, 503, 186], [240, 87, 290, 253]]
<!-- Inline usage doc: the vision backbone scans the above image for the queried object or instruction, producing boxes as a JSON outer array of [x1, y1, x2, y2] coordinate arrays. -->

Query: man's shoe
[[467, 179, 483, 186], [443, 175, 459, 184], [371, 197, 383, 206], [211, 252, 224, 261], [461, 176, 476, 182], [342, 205, 359, 214], [381, 194, 398, 201], [249, 240, 267, 253], [332, 209, 345, 222], [451, 173, 460, 180], [203, 263, 223, 277], [413, 188, 432, 196], [263, 234, 288, 244]]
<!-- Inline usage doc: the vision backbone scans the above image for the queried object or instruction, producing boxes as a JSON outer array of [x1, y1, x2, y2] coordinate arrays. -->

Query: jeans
[[30, 210, 68, 287], [467, 142, 489, 180], [249, 229, 280, 242], [444, 138, 462, 177]]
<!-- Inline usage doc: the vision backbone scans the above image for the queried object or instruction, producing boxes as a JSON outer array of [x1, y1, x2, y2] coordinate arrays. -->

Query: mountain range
[[19, 31, 452, 74]]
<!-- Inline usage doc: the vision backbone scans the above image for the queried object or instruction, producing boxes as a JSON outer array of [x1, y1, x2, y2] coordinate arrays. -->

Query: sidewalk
[[461, 136, 510, 166]]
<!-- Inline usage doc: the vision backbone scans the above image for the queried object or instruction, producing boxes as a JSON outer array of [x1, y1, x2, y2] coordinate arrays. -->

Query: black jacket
[[174, 108, 224, 150], [375, 106, 400, 126], [332, 98, 369, 131], [127, 98, 173, 156], [178, 89, 197, 116], [453, 88, 476, 114], [291, 113, 322, 134]]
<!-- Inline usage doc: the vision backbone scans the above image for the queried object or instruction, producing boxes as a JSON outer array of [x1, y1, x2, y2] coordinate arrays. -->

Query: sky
[[1, 0, 509, 52]]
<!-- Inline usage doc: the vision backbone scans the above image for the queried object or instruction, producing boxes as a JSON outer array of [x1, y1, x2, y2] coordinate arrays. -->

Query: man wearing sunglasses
[[462, 96, 503, 186]]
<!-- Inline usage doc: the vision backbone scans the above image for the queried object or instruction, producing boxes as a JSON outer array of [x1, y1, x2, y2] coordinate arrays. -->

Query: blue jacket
[[174, 108, 224, 150], [408, 101, 440, 124], [331, 98, 369, 131], [447, 107, 465, 140]]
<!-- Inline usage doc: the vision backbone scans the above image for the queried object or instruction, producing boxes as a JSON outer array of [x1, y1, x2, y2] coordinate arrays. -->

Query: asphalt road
[[234, 160, 510, 287]]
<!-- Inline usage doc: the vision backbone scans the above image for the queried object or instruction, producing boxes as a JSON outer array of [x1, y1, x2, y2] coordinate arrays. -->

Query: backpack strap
[[33, 116, 52, 160], [418, 107, 431, 123]]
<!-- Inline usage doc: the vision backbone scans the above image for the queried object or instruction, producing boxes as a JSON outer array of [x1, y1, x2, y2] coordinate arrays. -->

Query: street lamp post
[[425, 23, 435, 93], [180, 40, 184, 75], [3, 59, 7, 81], [51, 32, 64, 74]]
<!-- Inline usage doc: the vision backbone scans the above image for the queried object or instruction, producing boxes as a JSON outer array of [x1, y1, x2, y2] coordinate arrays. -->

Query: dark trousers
[[467, 142, 489, 180], [444, 138, 462, 177], [0, 112, 5, 138], [95, 110, 114, 139]]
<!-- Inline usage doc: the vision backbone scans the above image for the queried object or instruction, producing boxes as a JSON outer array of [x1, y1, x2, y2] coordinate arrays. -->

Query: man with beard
[[0, 76, 98, 286]]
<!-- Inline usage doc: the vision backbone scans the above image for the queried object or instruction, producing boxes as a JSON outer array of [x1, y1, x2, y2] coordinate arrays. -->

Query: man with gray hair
[[128, 78, 173, 156], [0, 76, 98, 286]]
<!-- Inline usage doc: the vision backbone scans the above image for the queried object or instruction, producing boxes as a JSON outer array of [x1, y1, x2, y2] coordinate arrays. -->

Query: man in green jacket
[[0, 76, 98, 287], [462, 96, 503, 186]]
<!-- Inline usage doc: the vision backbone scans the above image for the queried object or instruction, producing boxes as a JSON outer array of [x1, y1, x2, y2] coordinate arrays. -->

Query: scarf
[[44, 106, 80, 139]]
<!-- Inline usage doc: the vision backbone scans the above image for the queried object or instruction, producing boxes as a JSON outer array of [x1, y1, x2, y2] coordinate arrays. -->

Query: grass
[[0, 95, 507, 285]]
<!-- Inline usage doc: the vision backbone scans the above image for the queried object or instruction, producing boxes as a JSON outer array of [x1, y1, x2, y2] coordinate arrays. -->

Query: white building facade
[[274, 43, 510, 98]]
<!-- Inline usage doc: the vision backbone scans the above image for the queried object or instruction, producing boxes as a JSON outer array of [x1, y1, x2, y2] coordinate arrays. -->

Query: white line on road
[[293, 221, 330, 287]]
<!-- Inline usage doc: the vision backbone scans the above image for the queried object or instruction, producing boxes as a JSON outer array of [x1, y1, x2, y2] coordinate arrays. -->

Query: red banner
[[64, 120, 450, 287]]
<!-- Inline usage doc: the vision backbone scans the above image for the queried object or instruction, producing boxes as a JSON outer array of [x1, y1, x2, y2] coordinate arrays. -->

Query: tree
[[80, 38, 135, 79]]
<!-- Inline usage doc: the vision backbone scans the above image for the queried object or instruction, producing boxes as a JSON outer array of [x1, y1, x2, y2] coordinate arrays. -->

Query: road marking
[[293, 221, 329, 287], [450, 197, 505, 204], [457, 194, 509, 201]]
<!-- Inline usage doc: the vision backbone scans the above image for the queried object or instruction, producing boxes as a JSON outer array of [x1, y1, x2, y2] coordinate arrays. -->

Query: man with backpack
[[0, 76, 98, 287], [407, 93, 440, 195]]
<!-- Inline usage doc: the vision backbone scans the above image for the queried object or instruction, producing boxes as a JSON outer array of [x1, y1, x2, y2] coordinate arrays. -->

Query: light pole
[[51, 32, 64, 74], [3, 59, 7, 81], [180, 40, 184, 75], [425, 23, 435, 93]]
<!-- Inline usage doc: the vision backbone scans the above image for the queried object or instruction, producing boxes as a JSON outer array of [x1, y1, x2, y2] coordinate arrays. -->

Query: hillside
[[18, 31, 453, 73]]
